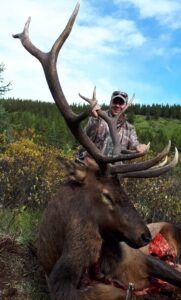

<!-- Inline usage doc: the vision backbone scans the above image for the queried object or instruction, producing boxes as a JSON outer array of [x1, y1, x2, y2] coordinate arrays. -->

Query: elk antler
[[109, 141, 178, 177], [13, 3, 179, 176], [12, 4, 146, 171]]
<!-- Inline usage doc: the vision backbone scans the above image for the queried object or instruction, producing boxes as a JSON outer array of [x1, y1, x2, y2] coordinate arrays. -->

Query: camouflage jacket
[[76, 111, 139, 160]]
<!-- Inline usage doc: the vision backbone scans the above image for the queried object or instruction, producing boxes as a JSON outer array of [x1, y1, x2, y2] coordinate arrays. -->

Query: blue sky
[[1, 0, 181, 105]]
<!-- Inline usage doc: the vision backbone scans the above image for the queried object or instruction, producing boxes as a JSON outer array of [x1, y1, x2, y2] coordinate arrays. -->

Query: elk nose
[[141, 231, 151, 243]]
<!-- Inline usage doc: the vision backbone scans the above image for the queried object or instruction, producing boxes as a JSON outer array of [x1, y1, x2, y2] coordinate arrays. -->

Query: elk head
[[13, 3, 178, 249], [57, 157, 151, 249]]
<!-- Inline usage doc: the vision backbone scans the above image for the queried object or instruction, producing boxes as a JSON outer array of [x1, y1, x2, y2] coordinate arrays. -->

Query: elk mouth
[[101, 228, 151, 249], [122, 236, 149, 249], [122, 229, 152, 249]]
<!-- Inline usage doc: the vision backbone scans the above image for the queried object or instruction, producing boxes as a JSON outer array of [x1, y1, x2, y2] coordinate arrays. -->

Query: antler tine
[[12, 17, 45, 62], [109, 141, 171, 174], [93, 86, 96, 102], [114, 93, 135, 124], [13, 4, 80, 121], [118, 147, 179, 178], [150, 155, 168, 169], [77, 87, 100, 123], [51, 3, 80, 62], [76, 87, 99, 123], [13, 16, 31, 39], [79, 93, 92, 104], [79, 86, 97, 106]]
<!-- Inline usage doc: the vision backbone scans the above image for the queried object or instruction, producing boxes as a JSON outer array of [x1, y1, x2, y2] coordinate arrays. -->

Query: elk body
[[13, 3, 179, 300], [37, 160, 151, 300]]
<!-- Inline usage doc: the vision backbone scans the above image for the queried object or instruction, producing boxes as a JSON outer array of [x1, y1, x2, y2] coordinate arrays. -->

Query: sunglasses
[[112, 91, 128, 98], [112, 98, 125, 105]]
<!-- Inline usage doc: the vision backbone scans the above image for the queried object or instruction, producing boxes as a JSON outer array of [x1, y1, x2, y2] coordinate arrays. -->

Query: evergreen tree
[[0, 63, 11, 96], [0, 104, 10, 132]]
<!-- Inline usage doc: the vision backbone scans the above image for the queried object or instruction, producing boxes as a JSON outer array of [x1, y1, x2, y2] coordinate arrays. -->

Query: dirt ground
[[0, 236, 180, 300]]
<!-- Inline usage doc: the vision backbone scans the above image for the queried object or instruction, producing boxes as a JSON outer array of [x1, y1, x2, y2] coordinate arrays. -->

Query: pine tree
[[0, 63, 11, 96], [0, 104, 10, 132]]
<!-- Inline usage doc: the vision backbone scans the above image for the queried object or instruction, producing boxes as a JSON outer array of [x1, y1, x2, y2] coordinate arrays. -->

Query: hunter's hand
[[91, 103, 101, 117], [136, 144, 148, 153]]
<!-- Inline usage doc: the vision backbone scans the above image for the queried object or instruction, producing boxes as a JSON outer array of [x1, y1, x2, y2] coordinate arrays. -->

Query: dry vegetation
[[0, 236, 49, 299]]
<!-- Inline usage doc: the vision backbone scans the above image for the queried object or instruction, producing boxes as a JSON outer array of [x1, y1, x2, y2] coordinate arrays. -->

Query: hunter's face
[[110, 98, 126, 116]]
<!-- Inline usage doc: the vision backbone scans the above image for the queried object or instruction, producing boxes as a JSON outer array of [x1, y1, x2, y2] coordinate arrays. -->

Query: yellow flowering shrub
[[0, 138, 73, 208]]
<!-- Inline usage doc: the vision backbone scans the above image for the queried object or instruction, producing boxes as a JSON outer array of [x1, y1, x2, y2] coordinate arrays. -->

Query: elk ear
[[57, 156, 87, 183]]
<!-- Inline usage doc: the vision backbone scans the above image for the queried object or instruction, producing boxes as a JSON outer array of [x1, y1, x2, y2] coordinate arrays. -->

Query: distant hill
[[0, 98, 181, 152]]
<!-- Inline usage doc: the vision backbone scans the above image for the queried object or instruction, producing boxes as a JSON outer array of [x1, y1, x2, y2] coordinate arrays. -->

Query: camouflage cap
[[111, 91, 128, 103]]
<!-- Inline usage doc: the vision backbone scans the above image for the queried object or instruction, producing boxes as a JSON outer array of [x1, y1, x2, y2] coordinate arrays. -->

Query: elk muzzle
[[115, 206, 152, 248]]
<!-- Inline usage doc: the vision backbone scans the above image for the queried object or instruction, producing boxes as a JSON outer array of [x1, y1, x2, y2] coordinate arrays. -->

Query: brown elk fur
[[36, 159, 151, 300]]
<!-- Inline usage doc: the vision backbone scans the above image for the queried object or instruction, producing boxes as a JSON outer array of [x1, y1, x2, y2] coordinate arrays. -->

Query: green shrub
[[123, 170, 181, 223]]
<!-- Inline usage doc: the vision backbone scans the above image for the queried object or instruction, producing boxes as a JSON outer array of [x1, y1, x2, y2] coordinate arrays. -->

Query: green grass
[[133, 115, 181, 151], [0, 207, 42, 245], [135, 115, 181, 134]]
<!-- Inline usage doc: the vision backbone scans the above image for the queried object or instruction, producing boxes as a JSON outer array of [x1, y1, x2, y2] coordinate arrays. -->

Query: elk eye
[[101, 192, 114, 206]]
